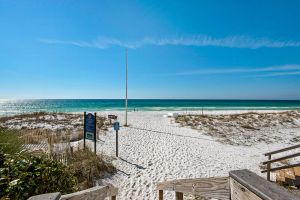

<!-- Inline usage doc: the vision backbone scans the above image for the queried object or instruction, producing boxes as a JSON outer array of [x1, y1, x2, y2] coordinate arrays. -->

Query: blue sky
[[1, 0, 300, 99]]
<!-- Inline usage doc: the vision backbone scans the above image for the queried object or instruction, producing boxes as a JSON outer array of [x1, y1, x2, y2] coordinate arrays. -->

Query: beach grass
[[0, 112, 111, 145], [0, 126, 24, 155], [175, 110, 300, 145], [67, 148, 116, 189]]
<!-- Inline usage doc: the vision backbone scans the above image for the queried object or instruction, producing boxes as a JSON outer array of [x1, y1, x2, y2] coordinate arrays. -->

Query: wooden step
[[276, 168, 295, 182], [284, 177, 300, 186], [276, 167, 300, 187], [276, 170, 286, 182], [294, 167, 300, 176], [284, 168, 296, 180], [276, 167, 300, 182]]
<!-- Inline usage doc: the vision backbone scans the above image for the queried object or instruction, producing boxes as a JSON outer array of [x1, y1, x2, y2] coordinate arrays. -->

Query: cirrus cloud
[[39, 35, 300, 49], [174, 64, 300, 77]]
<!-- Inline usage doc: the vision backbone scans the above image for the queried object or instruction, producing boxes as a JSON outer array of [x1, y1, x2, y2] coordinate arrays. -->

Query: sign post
[[84, 112, 97, 154], [94, 113, 97, 154], [83, 112, 86, 149], [113, 121, 120, 157]]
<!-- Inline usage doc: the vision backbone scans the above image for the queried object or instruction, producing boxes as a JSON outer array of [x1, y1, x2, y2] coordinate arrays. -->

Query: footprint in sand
[[131, 182, 136, 188]]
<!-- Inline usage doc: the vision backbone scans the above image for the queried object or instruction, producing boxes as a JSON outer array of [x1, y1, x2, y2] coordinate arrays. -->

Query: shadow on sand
[[115, 157, 146, 177], [119, 157, 146, 170], [127, 126, 215, 142]]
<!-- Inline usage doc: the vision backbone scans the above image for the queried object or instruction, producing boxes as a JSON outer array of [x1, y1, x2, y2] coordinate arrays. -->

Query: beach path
[[95, 111, 279, 200]]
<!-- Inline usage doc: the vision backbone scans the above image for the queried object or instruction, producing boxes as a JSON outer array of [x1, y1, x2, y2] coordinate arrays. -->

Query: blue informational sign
[[114, 121, 120, 131], [85, 113, 95, 140]]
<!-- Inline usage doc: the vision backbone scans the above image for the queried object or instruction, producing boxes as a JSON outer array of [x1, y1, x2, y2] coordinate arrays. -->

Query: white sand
[[93, 110, 300, 200], [3, 110, 298, 199]]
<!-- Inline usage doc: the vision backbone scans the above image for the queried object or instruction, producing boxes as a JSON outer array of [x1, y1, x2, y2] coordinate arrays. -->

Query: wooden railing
[[157, 170, 300, 200], [261, 144, 300, 181], [229, 169, 300, 200], [28, 184, 118, 200]]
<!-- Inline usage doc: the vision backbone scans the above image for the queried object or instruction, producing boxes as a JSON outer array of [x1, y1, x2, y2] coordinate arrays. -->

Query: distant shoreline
[[1, 99, 300, 116]]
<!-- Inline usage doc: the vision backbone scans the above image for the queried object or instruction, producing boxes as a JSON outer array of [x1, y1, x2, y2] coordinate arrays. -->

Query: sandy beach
[[1, 110, 300, 199], [93, 110, 300, 199]]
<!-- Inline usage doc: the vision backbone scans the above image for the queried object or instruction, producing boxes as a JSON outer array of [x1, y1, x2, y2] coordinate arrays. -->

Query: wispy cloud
[[39, 35, 300, 49], [256, 71, 300, 77], [175, 65, 300, 77]]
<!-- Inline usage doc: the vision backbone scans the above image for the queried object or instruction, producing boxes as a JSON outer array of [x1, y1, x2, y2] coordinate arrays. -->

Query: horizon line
[[1, 98, 300, 101]]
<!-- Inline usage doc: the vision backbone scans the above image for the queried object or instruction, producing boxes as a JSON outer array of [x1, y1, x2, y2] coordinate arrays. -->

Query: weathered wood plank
[[283, 168, 296, 180], [106, 183, 119, 197], [158, 190, 163, 200], [277, 167, 300, 186], [229, 169, 300, 200], [294, 167, 300, 176], [28, 192, 61, 200], [157, 177, 229, 200], [230, 178, 262, 200], [276, 170, 286, 182], [267, 154, 271, 181], [175, 192, 183, 200], [262, 152, 300, 165], [60, 185, 118, 200], [261, 163, 300, 173], [264, 144, 300, 156], [60, 186, 107, 200]]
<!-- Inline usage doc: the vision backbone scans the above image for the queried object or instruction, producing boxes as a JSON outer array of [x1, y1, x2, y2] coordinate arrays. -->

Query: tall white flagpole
[[125, 48, 128, 126]]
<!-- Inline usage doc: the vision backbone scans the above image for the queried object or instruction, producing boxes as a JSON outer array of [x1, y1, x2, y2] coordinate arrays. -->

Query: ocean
[[0, 99, 300, 116]]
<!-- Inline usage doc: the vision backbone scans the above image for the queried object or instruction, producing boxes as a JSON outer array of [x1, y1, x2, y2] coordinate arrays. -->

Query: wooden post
[[83, 112, 86, 149], [175, 192, 183, 200], [158, 190, 163, 200], [94, 112, 97, 154], [111, 196, 116, 200], [47, 137, 50, 156], [267, 154, 271, 181], [116, 130, 118, 157]]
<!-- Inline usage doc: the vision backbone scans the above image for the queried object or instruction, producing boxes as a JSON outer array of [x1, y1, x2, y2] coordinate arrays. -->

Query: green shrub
[[0, 154, 77, 200], [0, 127, 24, 155]]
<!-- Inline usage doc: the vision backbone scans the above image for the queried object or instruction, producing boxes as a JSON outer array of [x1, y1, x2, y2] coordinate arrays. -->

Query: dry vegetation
[[49, 147, 117, 190], [0, 112, 117, 192], [0, 112, 111, 144], [175, 111, 300, 146], [68, 149, 116, 189]]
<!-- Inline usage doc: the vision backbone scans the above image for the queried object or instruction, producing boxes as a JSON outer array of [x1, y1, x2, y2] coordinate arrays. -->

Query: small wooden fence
[[47, 135, 76, 165], [22, 133, 48, 144], [261, 143, 300, 181], [50, 151, 73, 165]]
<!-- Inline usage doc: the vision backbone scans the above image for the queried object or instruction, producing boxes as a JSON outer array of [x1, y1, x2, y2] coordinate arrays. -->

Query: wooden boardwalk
[[157, 177, 229, 200], [157, 170, 300, 200]]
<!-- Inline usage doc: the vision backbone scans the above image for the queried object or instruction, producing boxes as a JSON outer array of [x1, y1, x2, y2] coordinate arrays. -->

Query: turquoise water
[[0, 99, 300, 116]]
